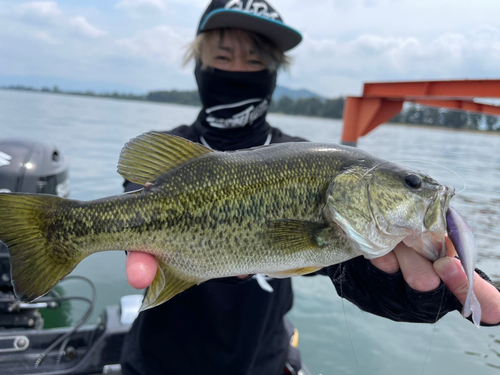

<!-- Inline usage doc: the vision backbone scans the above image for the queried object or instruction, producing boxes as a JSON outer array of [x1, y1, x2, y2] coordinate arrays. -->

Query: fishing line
[[357, 161, 390, 184], [353, 159, 466, 195], [340, 157, 461, 372], [419, 285, 446, 375], [390, 160, 466, 195], [353, 161, 390, 187], [339, 264, 359, 366]]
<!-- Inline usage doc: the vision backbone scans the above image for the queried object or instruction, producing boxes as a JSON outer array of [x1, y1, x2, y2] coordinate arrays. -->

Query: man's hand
[[370, 240, 500, 325]]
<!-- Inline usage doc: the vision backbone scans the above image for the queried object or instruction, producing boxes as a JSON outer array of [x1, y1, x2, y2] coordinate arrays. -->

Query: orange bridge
[[341, 79, 500, 146]]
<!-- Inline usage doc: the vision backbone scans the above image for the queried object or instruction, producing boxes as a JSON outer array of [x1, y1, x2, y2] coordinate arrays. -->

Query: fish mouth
[[402, 184, 455, 261]]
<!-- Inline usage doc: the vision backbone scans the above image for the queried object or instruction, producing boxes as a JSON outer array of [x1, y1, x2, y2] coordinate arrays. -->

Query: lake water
[[1, 89, 500, 375]]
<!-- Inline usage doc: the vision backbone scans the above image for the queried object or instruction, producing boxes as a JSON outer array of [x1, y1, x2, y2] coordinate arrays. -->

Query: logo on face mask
[[0, 151, 12, 168], [224, 0, 280, 20], [205, 98, 269, 128]]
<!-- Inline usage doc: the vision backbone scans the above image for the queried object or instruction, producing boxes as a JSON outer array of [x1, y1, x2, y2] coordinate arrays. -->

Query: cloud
[[283, 26, 500, 97], [3, 0, 500, 97], [70, 16, 107, 38], [15, 1, 61, 17], [117, 25, 192, 66], [332, 0, 387, 9], [34, 31, 60, 44], [115, 0, 165, 10], [11, 2, 107, 40]]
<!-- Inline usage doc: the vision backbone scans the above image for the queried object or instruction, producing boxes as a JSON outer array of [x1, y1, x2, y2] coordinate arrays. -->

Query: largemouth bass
[[0, 132, 458, 311]]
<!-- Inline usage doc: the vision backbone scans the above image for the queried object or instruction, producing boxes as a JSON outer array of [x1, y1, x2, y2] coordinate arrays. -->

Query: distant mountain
[[0, 75, 324, 102], [0, 75, 145, 95], [273, 86, 325, 101]]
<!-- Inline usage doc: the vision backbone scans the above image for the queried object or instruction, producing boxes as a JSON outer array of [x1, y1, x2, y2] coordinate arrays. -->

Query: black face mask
[[193, 63, 277, 151]]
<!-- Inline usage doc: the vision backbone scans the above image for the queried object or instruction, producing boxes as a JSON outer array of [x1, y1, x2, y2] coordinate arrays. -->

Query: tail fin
[[0, 193, 81, 302]]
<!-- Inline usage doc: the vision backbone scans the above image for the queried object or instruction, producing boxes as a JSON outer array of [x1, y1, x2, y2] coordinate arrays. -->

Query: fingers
[[393, 243, 441, 292], [126, 252, 158, 289], [370, 243, 441, 291], [434, 257, 500, 325], [370, 251, 400, 274], [370, 241, 455, 292]]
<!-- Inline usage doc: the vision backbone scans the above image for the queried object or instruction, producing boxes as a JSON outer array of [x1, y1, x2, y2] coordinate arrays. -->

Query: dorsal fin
[[117, 132, 213, 185]]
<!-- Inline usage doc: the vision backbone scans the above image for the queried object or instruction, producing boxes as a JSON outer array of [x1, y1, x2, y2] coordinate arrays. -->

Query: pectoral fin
[[267, 267, 322, 278], [267, 219, 329, 252], [141, 261, 198, 311]]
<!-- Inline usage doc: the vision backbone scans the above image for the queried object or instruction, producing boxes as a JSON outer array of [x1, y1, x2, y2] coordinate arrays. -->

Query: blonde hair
[[184, 28, 291, 72]]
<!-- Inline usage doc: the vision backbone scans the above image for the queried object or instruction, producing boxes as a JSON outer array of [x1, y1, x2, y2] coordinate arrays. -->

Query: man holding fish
[[116, 1, 500, 374], [0, 1, 499, 375]]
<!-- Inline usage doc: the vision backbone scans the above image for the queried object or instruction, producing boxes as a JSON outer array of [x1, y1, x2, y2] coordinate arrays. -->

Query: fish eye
[[404, 173, 422, 189]]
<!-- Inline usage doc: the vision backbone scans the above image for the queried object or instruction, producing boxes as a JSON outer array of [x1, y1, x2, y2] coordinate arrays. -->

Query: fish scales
[[46, 145, 356, 277], [0, 132, 459, 310]]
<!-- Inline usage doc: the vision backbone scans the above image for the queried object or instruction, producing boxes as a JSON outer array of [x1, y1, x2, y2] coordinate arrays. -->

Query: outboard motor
[[0, 138, 69, 196], [0, 139, 69, 329]]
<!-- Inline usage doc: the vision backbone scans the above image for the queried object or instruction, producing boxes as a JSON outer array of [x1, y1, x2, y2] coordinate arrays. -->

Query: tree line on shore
[[4, 85, 500, 132], [271, 95, 500, 132]]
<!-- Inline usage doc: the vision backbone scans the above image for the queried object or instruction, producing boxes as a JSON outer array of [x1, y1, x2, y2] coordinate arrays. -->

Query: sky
[[1, 0, 499, 97]]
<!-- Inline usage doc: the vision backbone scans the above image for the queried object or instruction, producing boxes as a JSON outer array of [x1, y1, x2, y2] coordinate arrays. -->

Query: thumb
[[433, 257, 469, 301], [126, 252, 158, 290], [434, 257, 500, 325]]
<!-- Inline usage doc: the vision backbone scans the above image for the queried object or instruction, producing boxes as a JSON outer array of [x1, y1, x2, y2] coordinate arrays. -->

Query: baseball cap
[[197, 0, 302, 51]]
